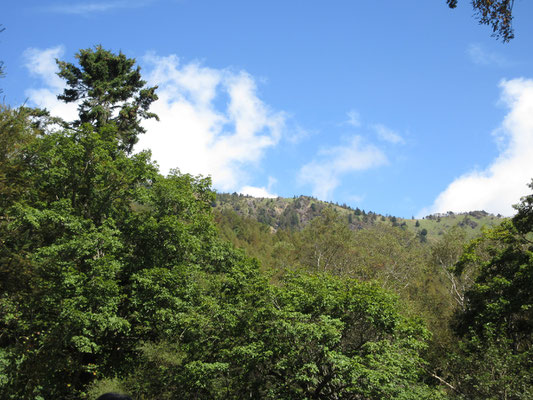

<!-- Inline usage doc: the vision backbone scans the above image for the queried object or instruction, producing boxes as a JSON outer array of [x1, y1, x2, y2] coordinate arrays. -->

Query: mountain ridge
[[214, 192, 505, 241]]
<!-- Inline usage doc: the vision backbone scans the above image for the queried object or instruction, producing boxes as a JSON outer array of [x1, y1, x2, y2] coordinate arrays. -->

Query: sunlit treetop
[[57, 45, 159, 153]]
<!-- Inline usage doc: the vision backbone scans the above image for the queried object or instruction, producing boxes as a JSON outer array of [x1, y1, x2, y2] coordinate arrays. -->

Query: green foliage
[[107, 272, 443, 399], [352, 224, 428, 292], [449, 327, 533, 399], [454, 221, 533, 344], [0, 106, 38, 209], [8, 45, 531, 399], [57, 45, 158, 153], [257, 273, 444, 399], [419, 228, 428, 242], [430, 227, 470, 309], [513, 179, 533, 235], [447, 0, 515, 42], [86, 377, 128, 400], [215, 193, 504, 244], [0, 108, 443, 400], [215, 193, 368, 231], [0, 111, 161, 397], [0, 109, 241, 398], [293, 208, 356, 274], [0, 47, 162, 398], [213, 194, 513, 398], [214, 208, 279, 269], [448, 181, 533, 397], [0, 47, 444, 399]]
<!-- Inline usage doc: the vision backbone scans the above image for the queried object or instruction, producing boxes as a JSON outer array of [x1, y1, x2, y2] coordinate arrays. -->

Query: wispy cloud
[[139, 53, 285, 191], [239, 186, 277, 197], [467, 44, 509, 67], [285, 125, 312, 144], [23, 46, 286, 194], [24, 46, 65, 88], [372, 123, 405, 144], [239, 177, 278, 198], [23, 46, 79, 121], [343, 110, 404, 145], [44, 0, 152, 14], [421, 78, 533, 217], [346, 109, 361, 127], [298, 136, 387, 200]]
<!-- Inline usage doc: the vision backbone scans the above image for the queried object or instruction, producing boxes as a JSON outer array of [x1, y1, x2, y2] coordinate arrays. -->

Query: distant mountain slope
[[213, 193, 505, 241]]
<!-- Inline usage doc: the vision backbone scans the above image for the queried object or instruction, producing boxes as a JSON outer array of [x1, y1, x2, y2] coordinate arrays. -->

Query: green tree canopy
[[57, 45, 158, 153], [111, 272, 445, 399], [448, 180, 533, 398], [0, 46, 446, 399]]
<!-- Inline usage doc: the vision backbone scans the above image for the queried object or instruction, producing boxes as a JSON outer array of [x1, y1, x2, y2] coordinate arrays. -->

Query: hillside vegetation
[[2, 47, 533, 400], [215, 193, 504, 240]]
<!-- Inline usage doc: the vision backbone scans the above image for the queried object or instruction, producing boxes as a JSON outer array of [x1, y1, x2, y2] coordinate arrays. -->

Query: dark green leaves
[[57, 45, 158, 153], [447, 0, 515, 42]]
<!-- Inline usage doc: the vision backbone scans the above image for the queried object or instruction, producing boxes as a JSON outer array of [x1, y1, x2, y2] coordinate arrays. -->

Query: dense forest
[[1, 47, 532, 399]]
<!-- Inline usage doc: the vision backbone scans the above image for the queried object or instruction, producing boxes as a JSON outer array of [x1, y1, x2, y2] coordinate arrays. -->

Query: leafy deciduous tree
[[449, 180, 533, 398]]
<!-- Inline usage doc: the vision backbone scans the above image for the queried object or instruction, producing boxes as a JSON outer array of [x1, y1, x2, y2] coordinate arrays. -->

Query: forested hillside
[[215, 192, 503, 239], [1, 47, 533, 399]]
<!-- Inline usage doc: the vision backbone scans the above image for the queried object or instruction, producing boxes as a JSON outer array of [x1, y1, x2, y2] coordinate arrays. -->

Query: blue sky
[[3, 0, 533, 217]]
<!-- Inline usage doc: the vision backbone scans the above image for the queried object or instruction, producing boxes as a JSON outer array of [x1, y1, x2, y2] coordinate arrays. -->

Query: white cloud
[[23, 46, 79, 121], [239, 185, 277, 198], [239, 176, 277, 198], [467, 44, 509, 67], [372, 123, 404, 144], [343, 111, 403, 145], [44, 0, 152, 14], [22, 47, 285, 194], [423, 78, 533, 216], [285, 125, 311, 144], [24, 46, 64, 88], [298, 136, 387, 200], [346, 110, 361, 127], [138, 53, 285, 191]]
